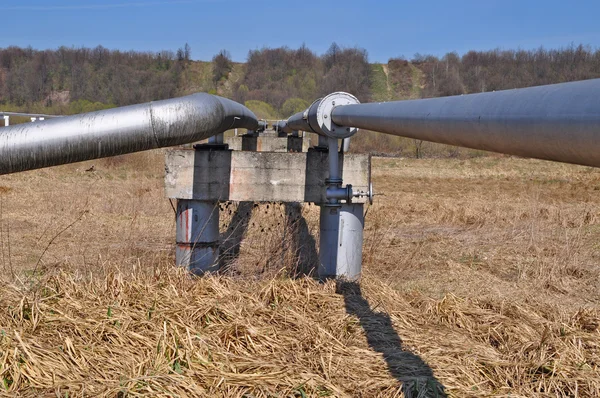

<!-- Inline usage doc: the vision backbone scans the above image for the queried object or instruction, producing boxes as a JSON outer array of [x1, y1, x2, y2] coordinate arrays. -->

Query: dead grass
[[0, 152, 599, 397]]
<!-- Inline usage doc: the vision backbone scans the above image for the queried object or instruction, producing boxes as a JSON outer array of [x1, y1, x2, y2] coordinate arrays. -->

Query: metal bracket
[[193, 143, 230, 151]]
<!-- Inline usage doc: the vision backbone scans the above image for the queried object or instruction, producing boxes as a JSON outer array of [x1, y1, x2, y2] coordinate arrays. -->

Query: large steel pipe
[[319, 203, 364, 280], [331, 79, 600, 168], [0, 93, 258, 175]]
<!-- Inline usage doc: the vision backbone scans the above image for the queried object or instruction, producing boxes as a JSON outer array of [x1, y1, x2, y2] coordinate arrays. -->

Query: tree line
[[229, 43, 372, 117], [0, 44, 191, 109], [2, 43, 600, 116], [409, 44, 600, 98]]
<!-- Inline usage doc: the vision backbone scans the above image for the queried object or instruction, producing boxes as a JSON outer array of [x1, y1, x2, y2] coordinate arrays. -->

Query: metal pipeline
[[330, 79, 600, 168], [0, 93, 259, 175], [272, 120, 289, 134], [286, 103, 318, 134]]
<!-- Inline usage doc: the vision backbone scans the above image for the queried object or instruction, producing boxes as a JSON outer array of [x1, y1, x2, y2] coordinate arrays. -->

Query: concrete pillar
[[242, 134, 258, 151], [176, 200, 220, 274], [318, 203, 364, 280], [287, 135, 304, 152]]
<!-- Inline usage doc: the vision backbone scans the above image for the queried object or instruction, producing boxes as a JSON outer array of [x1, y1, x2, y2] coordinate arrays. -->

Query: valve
[[352, 182, 375, 205], [326, 182, 375, 205]]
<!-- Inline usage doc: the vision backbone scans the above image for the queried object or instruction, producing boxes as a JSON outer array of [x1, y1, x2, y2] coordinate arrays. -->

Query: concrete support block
[[234, 134, 309, 152], [259, 136, 290, 152], [242, 135, 257, 151], [175, 200, 220, 274], [165, 150, 370, 204], [166, 149, 369, 280], [226, 136, 243, 151]]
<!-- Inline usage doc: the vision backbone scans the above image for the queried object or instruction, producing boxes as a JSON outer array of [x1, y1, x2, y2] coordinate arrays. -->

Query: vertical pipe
[[176, 200, 220, 274], [328, 137, 340, 181], [317, 135, 328, 148], [319, 205, 340, 279], [319, 136, 364, 279], [319, 137, 341, 278], [342, 138, 351, 153]]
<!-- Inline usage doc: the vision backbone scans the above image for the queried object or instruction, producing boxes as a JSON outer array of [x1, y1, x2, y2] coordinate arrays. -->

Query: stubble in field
[[0, 152, 598, 397]]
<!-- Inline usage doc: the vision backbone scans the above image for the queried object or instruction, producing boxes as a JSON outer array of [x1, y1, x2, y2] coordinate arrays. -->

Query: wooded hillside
[[2, 43, 600, 154], [3, 43, 599, 112]]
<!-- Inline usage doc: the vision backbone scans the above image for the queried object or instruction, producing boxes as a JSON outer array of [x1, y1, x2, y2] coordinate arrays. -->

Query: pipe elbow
[[214, 96, 259, 132]]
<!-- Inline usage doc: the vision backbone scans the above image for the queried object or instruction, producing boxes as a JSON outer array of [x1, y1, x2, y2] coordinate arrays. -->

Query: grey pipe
[[331, 79, 600, 168], [273, 120, 293, 135], [286, 111, 313, 133], [0, 93, 258, 175], [341, 138, 351, 153], [287, 99, 321, 134]]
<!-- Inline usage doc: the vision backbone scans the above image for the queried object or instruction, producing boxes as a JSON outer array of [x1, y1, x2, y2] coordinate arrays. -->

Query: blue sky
[[1, 0, 599, 62]]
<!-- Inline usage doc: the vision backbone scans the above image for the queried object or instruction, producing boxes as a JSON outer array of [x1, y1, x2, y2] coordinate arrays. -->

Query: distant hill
[[2, 43, 600, 155], [2, 43, 599, 115]]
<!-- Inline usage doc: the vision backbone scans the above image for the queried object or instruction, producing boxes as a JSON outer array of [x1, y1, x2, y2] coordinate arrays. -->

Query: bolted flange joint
[[308, 92, 360, 139]]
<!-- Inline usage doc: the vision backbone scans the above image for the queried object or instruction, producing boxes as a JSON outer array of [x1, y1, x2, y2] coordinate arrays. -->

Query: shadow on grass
[[284, 203, 318, 277], [219, 201, 253, 271], [219, 202, 319, 277], [336, 281, 447, 397]]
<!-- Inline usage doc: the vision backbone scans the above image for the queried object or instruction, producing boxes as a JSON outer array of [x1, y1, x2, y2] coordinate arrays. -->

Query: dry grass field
[[0, 151, 599, 397]]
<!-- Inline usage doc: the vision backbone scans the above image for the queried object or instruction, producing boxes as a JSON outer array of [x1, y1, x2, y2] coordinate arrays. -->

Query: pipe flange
[[315, 92, 360, 139]]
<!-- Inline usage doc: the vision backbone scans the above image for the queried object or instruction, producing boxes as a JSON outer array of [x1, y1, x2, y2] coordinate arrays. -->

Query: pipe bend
[[0, 93, 258, 175], [213, 95, 260, 132]]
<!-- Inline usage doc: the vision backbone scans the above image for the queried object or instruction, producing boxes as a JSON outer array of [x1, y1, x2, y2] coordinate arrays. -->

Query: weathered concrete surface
[[165, 149, 370, 203], [242, 136, 289, 152], [225, 136, 243, 151]]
